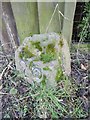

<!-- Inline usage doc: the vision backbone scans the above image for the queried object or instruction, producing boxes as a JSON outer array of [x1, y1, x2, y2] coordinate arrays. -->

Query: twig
[[45, 4, 70, 33], [0, 67, 7, 80], [58, 10, 70, 21], [0, 92, 9, 95], [19, 96, 30, 101], [72, 65, 81, 75], [45, 4, 58, 33], [0, 61, 13, 80]]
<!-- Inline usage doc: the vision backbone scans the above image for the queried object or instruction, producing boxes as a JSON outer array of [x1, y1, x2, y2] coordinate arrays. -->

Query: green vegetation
[[40, 53, 55, 63], [29, 61, 34, 69], [2, 64, 88, 119], [40, 43, 56, 63], [31, 41, 42, 51], [9, 87, 18, 95], [71, 43, 89, 53], [55, 67, 64, 82], [19, 45, 34, 59], [78, 2, 90, 42], [58, 39, 64, 47], [41, 75, 47, 86], [43, 66, 52, 71], [46, 43, 55, 53], [19, 42, 57, 63]]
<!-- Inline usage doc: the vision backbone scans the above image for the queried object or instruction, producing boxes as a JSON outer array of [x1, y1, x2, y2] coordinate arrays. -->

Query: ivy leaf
[[10, 87, 17, 95]]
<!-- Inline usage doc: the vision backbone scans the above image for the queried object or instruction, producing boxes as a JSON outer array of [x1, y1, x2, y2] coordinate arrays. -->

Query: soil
[[71, 51, 89, 114]]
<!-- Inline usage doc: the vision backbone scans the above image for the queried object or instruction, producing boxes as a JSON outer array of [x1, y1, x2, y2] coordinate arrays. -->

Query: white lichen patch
[[15, 32, 71, 88]]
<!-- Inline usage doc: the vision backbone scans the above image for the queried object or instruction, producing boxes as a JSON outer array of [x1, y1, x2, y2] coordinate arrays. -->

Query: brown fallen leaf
[[81, 64, 87, 70]]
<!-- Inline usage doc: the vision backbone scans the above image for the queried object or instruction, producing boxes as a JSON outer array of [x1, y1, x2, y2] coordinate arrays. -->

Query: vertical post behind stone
[[11, 2, 40, 43], [37, 2, 64, 33], [62, 1, 76, 45], [2, 2, 20, 52]]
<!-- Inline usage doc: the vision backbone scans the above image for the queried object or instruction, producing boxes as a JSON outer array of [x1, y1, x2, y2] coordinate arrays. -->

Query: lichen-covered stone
[[15, 32, 71, 88]]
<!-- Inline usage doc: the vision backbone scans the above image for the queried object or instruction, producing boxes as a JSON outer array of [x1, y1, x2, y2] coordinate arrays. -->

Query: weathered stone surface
[[15, 32, 71, 87]]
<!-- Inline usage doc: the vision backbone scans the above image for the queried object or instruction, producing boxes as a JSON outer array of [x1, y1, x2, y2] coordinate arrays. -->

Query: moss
[[31, 41, 42, 51], [55, 68, 63, 82], [40, 53, 56, 63], [58, 39, 64, 47], [43, 66, 52, 71], [19, 45, 34, 59], [29, 32, 33, 37], [19, 52, 23, 59], [40, 43, 56, 63], [46, 43, 55, 53]]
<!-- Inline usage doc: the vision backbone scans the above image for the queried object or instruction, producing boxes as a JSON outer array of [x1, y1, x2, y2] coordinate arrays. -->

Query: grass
[[1, 67, 88, 119], [0, 42, 88, 119], [71, 43, 89, 53], [55, 67, 64, 82]]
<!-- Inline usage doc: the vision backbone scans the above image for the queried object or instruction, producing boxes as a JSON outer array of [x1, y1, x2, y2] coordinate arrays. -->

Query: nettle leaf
[[10, 87, 18, 95]]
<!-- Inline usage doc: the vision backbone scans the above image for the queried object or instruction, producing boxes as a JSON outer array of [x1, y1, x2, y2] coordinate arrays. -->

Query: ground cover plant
[[0, 44, 89, 119]]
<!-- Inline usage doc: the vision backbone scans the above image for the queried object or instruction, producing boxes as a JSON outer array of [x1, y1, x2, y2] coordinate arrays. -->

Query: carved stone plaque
[[15, 32, 71, 87]]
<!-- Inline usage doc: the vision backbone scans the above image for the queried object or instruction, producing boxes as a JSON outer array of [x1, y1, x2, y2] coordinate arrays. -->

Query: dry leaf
[[81, 64, 87, 70]]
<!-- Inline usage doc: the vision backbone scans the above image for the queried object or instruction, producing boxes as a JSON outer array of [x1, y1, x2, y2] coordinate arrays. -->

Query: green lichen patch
[[46, 43, 55, 53], [31, 41, 42, 51], [19, 45, 34, 59], [43, 66, 52, 71], [55, 67, 63, 82], [40, 43, 57, 63], [40, 53, 56, 63]]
